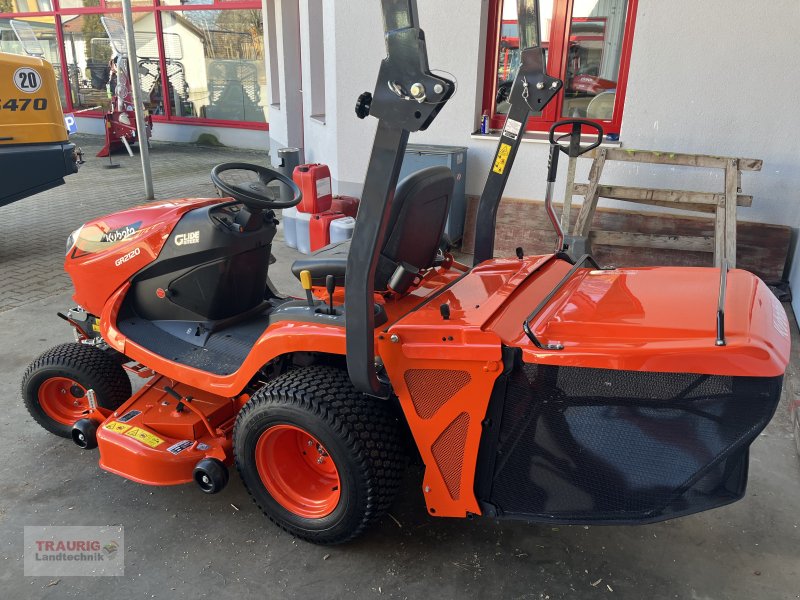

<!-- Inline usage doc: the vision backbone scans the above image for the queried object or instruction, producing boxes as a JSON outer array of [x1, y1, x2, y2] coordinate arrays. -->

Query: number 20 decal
[[13, 67, 42, 93]]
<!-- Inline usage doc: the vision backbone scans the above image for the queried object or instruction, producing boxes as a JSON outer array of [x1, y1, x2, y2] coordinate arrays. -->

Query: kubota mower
[[22, 0, 789, 545]]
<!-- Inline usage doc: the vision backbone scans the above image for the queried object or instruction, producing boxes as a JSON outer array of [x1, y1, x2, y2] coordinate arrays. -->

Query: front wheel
[[234, 366, 407, 545], [21, 343, 132, 438]]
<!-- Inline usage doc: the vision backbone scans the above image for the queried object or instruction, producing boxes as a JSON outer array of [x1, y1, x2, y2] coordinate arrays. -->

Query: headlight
[[66, 225, 84, 255]]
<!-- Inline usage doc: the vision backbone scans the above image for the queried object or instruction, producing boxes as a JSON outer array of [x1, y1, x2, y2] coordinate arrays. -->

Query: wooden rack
[[562, 148, 763, 268]]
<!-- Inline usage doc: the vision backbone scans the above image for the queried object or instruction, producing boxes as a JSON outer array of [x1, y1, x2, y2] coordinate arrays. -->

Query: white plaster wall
[[316, 0, 800, 305], [297, 0, 338, 169], [409, 0, 800, 226], [263, 0, 304, 162]]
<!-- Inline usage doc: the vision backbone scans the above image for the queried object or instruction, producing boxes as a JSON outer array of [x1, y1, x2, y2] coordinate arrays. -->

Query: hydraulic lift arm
[[344, 0, 454, 397]]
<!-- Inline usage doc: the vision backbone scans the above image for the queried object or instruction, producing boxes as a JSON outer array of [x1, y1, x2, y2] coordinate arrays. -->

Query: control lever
[[300, 269, 314, 308], [325, 275, 336, 315], [545, 119, 604, 252]]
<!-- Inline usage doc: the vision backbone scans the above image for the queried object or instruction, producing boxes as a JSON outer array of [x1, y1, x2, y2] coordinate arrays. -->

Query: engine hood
[[66, 197, 223, 316]]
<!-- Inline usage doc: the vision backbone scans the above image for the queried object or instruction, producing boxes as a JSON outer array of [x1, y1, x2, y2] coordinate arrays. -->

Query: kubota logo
[[101, 221, 141, 243], [115, 247, 140, 267]]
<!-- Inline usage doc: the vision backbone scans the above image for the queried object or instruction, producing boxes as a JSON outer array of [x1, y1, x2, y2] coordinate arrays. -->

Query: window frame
[[0, 0, 268, 130], [482, 0, 638, 135]]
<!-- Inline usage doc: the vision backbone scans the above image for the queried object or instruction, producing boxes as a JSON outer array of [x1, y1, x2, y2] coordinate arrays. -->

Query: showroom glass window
[[484, 0, 638, 135], [0, 0, 268, 130]]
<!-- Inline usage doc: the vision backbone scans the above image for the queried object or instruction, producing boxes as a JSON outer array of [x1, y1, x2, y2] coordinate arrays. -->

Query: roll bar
[[344, 0, 455, 397]]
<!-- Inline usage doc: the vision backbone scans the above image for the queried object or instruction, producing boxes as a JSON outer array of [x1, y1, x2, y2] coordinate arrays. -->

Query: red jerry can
[[293, 164, 333, 213], [331, 195, 359, 218], [309, 211, 345, 252]]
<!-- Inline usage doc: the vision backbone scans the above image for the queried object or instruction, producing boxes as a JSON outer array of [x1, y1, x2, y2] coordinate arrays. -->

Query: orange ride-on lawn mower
[[22, 0, 789, 545]]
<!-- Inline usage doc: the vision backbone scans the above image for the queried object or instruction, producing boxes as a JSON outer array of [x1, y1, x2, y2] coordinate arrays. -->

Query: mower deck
[[97, 375, 234, 486]]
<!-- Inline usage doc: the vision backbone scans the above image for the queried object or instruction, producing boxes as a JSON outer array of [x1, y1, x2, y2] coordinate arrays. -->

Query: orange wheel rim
[[255, 424, 341, 519], [37, 377, 88, 426]]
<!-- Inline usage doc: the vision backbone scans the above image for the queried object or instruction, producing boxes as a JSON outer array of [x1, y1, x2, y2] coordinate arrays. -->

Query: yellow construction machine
[[0, 51, 81, 207]]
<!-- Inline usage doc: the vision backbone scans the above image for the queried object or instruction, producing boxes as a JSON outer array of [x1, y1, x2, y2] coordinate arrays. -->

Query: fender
[[101, 284, 347, 396]]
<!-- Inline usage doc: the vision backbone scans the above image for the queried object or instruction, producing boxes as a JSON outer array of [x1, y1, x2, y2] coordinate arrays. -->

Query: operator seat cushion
[[293, 240, 350, 287], [291, 166, 455, 291]]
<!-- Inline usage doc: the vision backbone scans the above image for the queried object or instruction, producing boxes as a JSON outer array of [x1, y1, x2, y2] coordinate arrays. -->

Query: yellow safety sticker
[[125, 427, 164, 448], [92, 323, 101, 332], [103, 421, 132, 434], [492, 143, 511, 175]]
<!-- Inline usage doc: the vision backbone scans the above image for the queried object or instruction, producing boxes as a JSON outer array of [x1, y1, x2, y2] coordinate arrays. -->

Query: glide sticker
[[124, 427, 164, 449], [13, 67, 42, 93], [100, 221, 142, 243], [492, 143, 512, 175], [174, 231, 200, 246]]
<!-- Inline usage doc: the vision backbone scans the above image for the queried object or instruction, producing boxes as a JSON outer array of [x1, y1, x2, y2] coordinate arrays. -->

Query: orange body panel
[[488, 260, 790, 377]]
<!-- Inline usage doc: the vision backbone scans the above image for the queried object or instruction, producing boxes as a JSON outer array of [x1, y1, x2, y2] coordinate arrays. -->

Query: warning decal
[[103, 421, 132, 434], [124, 427, 164, 448], [492, 143, 512, 175]]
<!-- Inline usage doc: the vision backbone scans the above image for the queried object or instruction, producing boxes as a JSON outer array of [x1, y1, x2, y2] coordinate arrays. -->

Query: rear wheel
[[21, 343, 132, 438], [234, 366, 406, 545]]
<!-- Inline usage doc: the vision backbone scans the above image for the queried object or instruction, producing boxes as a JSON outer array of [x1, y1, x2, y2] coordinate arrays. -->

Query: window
[[160, 10, 266, 124], [0, 0, 268, 129], [484, 0, 637, 135]]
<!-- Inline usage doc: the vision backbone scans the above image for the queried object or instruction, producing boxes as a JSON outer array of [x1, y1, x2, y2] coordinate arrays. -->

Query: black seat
[[291, 166, 455, 292]]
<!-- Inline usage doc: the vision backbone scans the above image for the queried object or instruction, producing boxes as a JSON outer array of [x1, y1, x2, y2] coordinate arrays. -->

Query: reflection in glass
[[62, 12, 115, 111], [161, 10, 267, 123], [494, 0, 552, 116], [562, 0, 628, 119]]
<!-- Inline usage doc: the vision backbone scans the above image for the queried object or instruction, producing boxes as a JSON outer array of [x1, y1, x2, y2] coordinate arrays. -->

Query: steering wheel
[[549, 119, 604, 158], [211, 162, 302, 210]]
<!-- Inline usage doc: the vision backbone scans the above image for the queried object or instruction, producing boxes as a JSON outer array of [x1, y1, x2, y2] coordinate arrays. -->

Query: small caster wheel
[[193, 458, 229, 494], [72, 418, 98, 449]]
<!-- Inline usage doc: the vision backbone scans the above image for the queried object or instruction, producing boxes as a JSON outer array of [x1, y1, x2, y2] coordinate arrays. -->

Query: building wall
[[289, 0, 800, 306]]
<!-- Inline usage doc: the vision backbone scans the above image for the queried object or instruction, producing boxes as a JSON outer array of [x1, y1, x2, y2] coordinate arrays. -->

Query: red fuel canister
[[309, 211, 345, 252], [331, 195, 359, 218], [293, 164, 333, 213]]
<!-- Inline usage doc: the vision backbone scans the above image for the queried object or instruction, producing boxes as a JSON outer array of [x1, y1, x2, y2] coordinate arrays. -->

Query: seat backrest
[[374, 165, 455, 290]]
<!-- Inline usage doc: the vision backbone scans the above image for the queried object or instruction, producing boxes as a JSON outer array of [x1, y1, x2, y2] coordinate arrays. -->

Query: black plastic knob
[[355, 92, 373, 119]]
